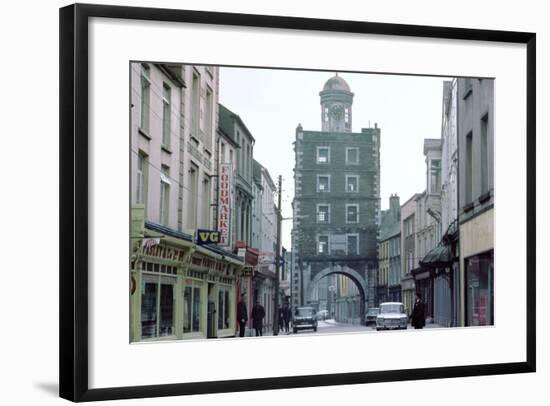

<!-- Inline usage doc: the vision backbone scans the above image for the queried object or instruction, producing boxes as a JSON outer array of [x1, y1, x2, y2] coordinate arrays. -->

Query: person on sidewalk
[[411, 292, 426, 329], [236, 293, 248, 337], [282, 303, 291, 333], [251, 300, 265, 336]]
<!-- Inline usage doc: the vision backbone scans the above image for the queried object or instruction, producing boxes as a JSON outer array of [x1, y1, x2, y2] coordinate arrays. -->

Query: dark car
[[293, 306, 318, 334], [365, 307, 380, 326]]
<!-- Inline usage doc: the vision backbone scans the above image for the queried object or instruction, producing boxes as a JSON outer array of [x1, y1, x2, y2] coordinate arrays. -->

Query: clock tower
[[320, 73, 354, 133]]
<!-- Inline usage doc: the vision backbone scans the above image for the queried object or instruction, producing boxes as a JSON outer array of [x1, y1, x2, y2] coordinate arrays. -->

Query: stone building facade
[[292, 74, 380, 320], [457, 78, 494, 327]]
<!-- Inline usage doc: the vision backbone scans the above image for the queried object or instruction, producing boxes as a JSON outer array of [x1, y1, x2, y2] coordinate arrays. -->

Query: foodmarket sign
[[218, 163, 232, 246]]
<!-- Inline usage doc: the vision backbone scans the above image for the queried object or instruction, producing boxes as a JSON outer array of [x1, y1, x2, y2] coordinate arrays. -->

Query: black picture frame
[[59, 3, 536, 402]]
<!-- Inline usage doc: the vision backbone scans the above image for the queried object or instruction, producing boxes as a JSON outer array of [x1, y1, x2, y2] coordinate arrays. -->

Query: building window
[[140, 64, 151, 133], [347, 234, 358, 255], [317, 175, 330, 192], [229, 149, 233, 164], [346, 147, 359, 165], [205, 87, 213, 150], [183, 283, 202, 333], [136, 152, 148, 205], [466, 132, 473, 203], [162, 83, 171, 147], [346, 204, 359, 223], [220, 142, 226, 163], [481, 114, 489, 194], [317, 204, 330, 223], [141, 277, 175, 338], [346, 175, 359, 193], [430, 159, 441, 194], [202, 177, 210, 228], [218, 287, 231, 330], [324, 107, 329, 122], [318, 235, 329, 254], [344, 108, 349, 123], [466, 252, 494, 326], [188, 164, 198, 229], [191, 72, 200, 140], [317, 146, 330, 163], [159, 166, 170, 225]]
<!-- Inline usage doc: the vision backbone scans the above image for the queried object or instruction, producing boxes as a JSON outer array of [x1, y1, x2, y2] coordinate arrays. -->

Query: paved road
[[286, 319, 445, 336]]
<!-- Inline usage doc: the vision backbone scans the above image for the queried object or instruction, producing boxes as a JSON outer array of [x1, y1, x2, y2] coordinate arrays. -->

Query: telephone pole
[[273, 175, 282, 336]]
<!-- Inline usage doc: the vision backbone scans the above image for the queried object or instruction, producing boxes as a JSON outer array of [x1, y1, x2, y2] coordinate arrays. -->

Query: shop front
[[464, 250, 494, 326], [130, 212, 245, 342]]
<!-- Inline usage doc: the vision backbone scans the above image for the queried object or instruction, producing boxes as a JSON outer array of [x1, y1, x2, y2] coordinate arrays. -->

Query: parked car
[[376, 302, 408, 331], [293, 306, 318, 333], [316, 309, 329, 320], [365, 307, 380, 326]]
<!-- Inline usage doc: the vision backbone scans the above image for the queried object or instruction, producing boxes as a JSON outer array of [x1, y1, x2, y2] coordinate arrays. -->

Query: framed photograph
[[59, 3, 536, 402]]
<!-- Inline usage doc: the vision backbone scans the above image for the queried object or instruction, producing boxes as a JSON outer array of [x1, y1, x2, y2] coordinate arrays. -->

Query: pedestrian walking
[[236, 293, 248, 337], [251, 300, 265, 336], [277, 305, 285, 334], [411, 292, 426, 329], [282, 303, 291, 333]]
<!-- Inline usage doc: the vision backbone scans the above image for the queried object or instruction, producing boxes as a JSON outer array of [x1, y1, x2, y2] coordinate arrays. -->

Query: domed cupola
[[319, 73, 354, 133]]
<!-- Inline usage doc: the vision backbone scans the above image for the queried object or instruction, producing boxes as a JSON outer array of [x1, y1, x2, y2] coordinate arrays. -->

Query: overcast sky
[[218, 67, 450, 249]]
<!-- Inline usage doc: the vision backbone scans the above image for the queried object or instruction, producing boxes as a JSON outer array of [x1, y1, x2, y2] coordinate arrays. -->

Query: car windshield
[[380, 304, 404, 313], [367, 308, 379, 315], [297, 308, 315, 316]]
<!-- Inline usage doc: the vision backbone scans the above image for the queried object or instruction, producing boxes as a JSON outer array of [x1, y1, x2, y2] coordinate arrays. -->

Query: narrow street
[[275, 319, 445, 336]]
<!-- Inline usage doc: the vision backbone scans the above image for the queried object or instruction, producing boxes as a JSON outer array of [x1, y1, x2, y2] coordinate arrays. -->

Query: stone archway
[[306, 264, 368, 325]]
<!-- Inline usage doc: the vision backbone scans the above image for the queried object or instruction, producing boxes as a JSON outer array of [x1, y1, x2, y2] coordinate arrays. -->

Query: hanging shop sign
[[218, 163, 232, 246]]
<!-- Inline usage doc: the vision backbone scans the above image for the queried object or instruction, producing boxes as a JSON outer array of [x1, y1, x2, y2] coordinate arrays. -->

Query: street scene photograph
[[129, 63, 494, 343]]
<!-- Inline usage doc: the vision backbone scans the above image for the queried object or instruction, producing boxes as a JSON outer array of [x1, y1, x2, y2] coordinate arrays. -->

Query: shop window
[[141, 278, 175, 339], [183, 284, 202, 333], [466, 252, 494, 326], [218, 287, 231, 330]]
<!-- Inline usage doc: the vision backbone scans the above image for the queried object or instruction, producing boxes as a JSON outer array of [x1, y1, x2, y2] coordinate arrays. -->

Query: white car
[[376, 302, 408, 331]]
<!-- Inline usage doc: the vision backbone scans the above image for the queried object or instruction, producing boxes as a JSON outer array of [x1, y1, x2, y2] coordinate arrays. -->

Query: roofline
[[219, 103, 256, 143]]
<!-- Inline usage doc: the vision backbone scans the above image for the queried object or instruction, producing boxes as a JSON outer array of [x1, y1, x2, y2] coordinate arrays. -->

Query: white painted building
[[131, 63, 184, 229]]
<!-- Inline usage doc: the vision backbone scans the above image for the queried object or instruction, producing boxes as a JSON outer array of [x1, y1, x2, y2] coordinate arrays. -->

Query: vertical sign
[[218, 163, 232, 246]]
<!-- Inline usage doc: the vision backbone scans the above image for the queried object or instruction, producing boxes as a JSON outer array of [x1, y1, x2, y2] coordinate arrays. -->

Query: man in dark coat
[[236, 293, 248, 337], [251, 300, 266, 336], [411, 293, 426, 329], [282, 303, 291, 333]]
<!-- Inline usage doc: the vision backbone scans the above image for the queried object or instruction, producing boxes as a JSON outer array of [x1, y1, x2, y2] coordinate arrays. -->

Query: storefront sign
[[141, 243, 186, 262], [196, 229, 220, 245], [218, 163, 232, 246]]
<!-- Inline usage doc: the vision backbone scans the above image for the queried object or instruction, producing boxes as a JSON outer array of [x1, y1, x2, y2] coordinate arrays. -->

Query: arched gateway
[[306, 264, 368, 325]]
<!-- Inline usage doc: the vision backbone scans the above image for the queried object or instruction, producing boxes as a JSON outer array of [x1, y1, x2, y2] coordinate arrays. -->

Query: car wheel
[[293, 327, 298, 334], [376, 327, 381, 331], [313, 326, 317, 332]]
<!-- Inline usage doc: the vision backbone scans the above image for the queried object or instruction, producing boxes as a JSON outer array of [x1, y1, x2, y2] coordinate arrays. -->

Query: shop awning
[[420, 245, 453, 268]]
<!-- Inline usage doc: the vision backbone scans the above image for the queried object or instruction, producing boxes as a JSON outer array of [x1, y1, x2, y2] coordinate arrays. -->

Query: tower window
[[317, 146, 330, 163], [317, 175, 330, 192]]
